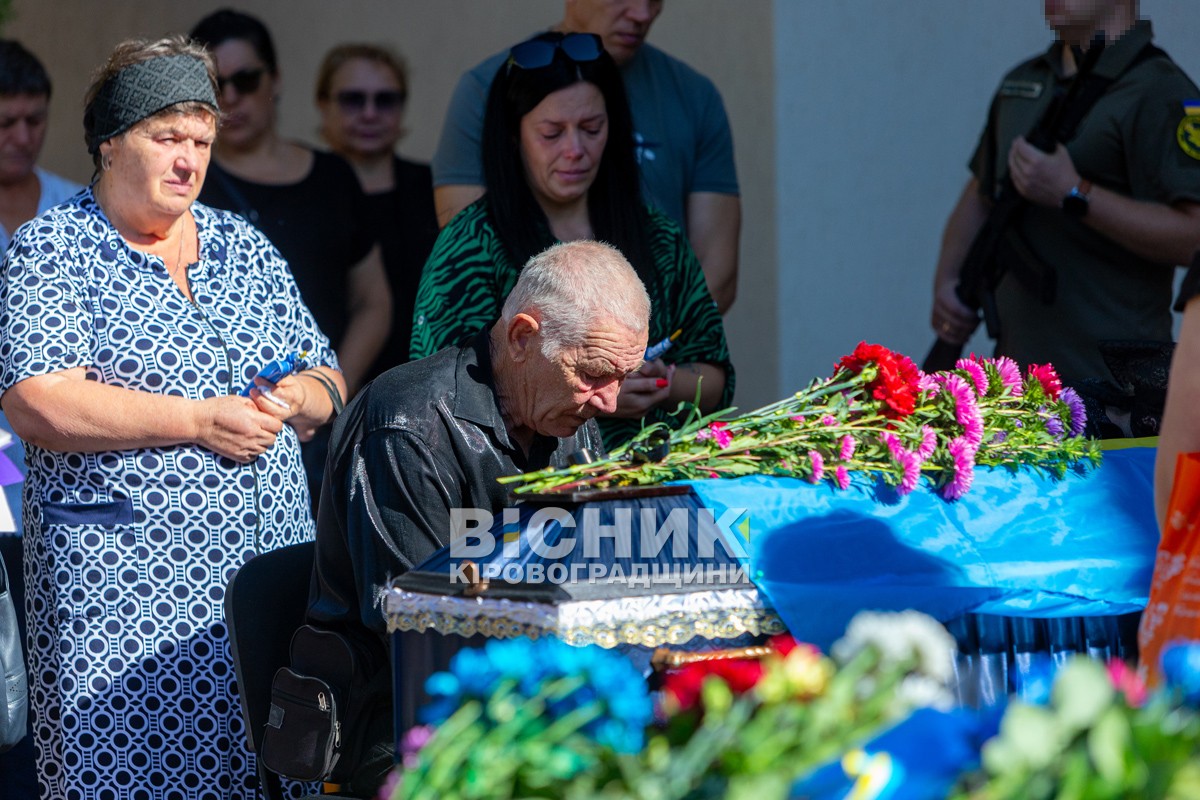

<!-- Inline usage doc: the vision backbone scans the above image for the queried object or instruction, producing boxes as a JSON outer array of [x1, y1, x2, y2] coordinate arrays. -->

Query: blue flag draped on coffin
[[687, 446, 1158, 650]]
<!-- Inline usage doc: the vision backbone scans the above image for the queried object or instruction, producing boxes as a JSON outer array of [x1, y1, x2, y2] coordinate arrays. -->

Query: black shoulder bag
[[0, 548, 28, 752]]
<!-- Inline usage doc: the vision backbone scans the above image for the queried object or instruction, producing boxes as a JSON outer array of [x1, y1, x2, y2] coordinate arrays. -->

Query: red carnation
[[836, 342, 921, 419], [769, 633, 800, 657], [1027, 363, 1062, 400], [663, 658, 765, 712]]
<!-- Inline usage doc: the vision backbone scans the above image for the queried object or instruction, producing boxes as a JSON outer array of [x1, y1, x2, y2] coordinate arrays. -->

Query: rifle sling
[[990, 41, 1167, 303]]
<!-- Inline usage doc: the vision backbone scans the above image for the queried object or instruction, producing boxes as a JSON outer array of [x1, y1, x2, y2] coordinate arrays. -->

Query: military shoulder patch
[[1178, 102, 1200, 160], [1000, 80, 1043, 99]]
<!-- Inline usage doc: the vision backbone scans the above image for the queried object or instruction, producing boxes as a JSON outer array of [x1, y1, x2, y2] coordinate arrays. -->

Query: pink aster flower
[[378, 769, 403, 799], [962, 412, 984, 449], [897, 450, 921, 495], [955, 358, 989, 397], [840, 434, 856, 460], [917, 426, 937, 461], [936, 373, 983, 447], [918, 372, 941, 395], [942, 436, 977, 500], [807, 450, 825, 483], [790, 414, 806, 424], [821, 414, 837, 426], [993, 356, 1022, 397], [878, 431, 905, 461], [1106, 659, 1147, 707], [399, 724, 435, 770], [835, 465, 851, 490]]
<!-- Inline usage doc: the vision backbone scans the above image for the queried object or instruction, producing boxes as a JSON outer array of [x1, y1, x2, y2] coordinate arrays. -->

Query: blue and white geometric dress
[[0, 190, 336, 799]]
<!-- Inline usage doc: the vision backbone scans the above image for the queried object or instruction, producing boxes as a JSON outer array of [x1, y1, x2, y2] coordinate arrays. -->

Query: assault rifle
[[923, 34, 1107, 372]]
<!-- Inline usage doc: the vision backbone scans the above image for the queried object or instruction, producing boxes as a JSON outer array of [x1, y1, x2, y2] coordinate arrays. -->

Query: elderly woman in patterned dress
[[0, 36, 343, 799]]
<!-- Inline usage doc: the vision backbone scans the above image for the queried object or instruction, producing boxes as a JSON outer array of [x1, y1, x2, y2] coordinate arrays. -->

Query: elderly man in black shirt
[[310, 238, 650, 630], [304, 240, 650, 795]]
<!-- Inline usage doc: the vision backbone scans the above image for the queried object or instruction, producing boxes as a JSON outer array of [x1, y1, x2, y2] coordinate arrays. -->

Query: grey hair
[[501, 240, 650, 357]]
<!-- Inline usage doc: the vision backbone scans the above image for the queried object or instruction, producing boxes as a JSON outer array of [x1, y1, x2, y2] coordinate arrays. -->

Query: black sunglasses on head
[[507, 33, 604, 73], [217, 68, 265, 96], [334, 89, 407, 114]]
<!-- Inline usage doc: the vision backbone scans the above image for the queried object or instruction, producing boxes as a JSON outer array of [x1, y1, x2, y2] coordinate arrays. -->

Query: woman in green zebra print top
[[411, 32, 732, 449]]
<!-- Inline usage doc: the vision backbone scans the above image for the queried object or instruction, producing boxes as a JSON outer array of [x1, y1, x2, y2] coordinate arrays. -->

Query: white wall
[[774, 1, 1200, 398]]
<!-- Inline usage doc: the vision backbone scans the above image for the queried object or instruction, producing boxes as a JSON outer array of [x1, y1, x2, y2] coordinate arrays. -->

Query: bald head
[[502, 240, 650, 357]]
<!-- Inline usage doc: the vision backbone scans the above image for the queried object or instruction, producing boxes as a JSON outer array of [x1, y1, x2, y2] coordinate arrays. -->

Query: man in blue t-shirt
[[432, 0, 741, 313]]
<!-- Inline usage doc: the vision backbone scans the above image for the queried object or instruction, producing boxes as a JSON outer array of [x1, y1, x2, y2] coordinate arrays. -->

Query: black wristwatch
[[1062, 178, 1092, 218]]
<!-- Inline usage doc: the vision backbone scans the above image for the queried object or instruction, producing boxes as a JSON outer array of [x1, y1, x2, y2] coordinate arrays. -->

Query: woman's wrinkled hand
[[196, 395, 285, 462]]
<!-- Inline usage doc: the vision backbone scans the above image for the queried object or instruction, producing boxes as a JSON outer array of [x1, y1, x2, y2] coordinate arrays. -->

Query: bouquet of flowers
[[386, 637, 653, 800], [950, 644, 1200, 799], [502, 343, 1100, 499], [385, 611, 961, 800]]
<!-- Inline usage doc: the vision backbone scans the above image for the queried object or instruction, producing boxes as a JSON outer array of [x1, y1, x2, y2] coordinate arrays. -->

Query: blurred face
[[562, 0, 663, 66], [522, 317, 646, 437], [0, 93, 49, 186], [211, 38, 276, 149], [519, 82, 608, 213], [319, 58, 405, 160], [100, 112, 215, 223], [1043, 0, 1118, 37]]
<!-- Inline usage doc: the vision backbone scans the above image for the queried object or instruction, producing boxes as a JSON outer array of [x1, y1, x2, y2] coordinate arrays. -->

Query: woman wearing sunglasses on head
[[315, 44, 438, 382], [410, 32, 733, 449], [189, 9, 391, 500]]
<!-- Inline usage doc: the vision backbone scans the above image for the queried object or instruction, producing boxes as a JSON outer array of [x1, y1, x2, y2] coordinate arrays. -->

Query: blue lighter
[[240, 350, 307, 397], [644, 328, 682, 361]]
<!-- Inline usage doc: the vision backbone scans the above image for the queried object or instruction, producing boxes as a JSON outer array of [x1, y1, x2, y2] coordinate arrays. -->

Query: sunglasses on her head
[[217, 68, 265, 96], [334, 89, 406, 114], [507, 33, 604, 74]]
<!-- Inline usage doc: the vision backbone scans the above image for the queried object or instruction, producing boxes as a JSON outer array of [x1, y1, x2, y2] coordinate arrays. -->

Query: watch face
[[1063, 191, 1089, 218]]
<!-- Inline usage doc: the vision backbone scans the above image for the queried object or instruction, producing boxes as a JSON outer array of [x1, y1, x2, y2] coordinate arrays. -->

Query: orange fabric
[[1139, 452, 1200, 686]]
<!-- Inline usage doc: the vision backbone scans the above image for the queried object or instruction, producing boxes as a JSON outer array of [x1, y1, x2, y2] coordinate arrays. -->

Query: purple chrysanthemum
[[943, 436, 977, 500], [1060, 387, 1087, 437], [835, 465, 851, 490], [808, 450, 825, 483], [993, 356, 1022, 397], [840, 434, 856, 460], [917, 425, 937, 461], [1043, 409, 1065, 439], [918, 372, 940, 395], [955, 358, 989, 397]]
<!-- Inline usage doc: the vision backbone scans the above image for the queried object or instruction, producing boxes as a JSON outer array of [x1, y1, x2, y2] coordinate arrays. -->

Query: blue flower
[[1161, 641, 1200, 706], [417, 636, 652, 752]]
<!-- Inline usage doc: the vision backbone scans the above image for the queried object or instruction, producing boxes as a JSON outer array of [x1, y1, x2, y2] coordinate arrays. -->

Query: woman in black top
[[315, 43, 438, 381], [190, 10, 391, 399]]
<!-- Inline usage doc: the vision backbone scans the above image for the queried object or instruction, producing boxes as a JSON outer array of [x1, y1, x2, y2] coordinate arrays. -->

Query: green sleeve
[[409, 202, 512, 360], [649, 210, 736, 410]]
